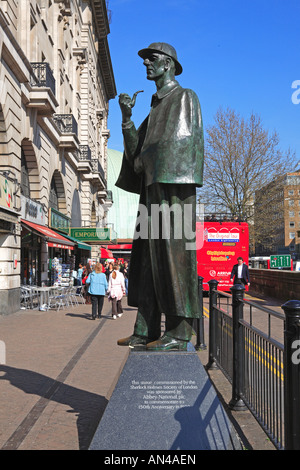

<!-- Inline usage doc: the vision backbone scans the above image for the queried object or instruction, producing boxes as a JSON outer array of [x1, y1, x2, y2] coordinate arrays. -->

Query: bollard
[[229, 284, 247, 411], [282, 300, 300, 450], [206, 279, 219, 370], [194, 276, 206, 350]]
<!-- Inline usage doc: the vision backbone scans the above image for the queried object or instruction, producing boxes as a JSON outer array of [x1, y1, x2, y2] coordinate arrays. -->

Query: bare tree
[[199, 107, 296, 251]]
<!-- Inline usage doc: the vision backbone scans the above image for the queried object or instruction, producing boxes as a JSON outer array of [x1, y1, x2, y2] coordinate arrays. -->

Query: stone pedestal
[[89, 348, 242, 450]]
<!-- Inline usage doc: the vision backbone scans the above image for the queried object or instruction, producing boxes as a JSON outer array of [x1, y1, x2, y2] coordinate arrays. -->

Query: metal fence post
[[229, 284, 247, 411], [206, 279, 219, 370], [282, 300, 300, 450], [194, 276, 206, 350]]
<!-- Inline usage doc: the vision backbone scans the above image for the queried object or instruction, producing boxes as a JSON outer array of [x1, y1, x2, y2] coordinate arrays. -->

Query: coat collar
[[151, 80, 180, 106]]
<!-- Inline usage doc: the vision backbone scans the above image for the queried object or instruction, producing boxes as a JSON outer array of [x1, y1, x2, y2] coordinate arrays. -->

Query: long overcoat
[[116, 81, 204, 319]]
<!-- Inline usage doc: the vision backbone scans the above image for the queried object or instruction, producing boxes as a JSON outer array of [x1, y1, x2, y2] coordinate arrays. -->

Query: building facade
[[255, 171, 300, 258], [0, 0, 116, 314]]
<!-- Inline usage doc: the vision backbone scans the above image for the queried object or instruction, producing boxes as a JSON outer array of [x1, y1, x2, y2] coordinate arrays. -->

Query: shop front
[[20, 195, 46, 286], [49, 208, 92, 273], [21, 216, 75, 286]]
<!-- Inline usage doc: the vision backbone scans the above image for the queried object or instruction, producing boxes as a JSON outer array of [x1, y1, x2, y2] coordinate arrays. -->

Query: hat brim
[[138, 48, 183, 76]]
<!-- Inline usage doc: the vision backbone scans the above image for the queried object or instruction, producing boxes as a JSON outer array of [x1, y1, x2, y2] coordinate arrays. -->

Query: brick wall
[[250, 269, 300, 301]]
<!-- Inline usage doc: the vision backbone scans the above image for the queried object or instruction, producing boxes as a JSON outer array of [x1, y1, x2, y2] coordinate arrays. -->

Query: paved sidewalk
[[0, 298, 136, 450], [0, 296, 276, 450]]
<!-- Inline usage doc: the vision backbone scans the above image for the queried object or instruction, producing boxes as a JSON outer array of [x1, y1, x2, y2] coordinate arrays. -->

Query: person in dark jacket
[[121, 261, 129, 295], [230, 257, 250, 287]]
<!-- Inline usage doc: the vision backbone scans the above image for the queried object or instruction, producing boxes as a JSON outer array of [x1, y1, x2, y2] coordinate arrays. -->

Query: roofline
[[90, 0, 117, 100]]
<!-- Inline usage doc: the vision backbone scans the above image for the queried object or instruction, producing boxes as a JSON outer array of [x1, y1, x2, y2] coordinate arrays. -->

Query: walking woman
[[86, 263, 108, 320], [108, 264, 126, 320]]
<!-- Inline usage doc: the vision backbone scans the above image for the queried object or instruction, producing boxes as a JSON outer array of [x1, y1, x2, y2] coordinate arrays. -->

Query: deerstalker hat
[[138, 42, 183, 76]]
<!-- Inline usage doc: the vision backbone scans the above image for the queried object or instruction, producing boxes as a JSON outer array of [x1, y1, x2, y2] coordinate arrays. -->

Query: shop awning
[[63, 234, 92, 251], [21, 219, 75, 250], [100, 246, 114, 259]]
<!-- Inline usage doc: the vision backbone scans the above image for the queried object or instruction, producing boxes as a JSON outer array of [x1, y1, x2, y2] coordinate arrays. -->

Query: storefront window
[[21, 231, 41, 285]]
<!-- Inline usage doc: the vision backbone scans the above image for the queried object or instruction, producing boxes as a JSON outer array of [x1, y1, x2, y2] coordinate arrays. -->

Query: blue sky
[[106, 0, 300, 165]]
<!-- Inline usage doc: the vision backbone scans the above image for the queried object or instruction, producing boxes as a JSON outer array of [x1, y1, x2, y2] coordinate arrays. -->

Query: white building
[[0, 0, 116, 314]]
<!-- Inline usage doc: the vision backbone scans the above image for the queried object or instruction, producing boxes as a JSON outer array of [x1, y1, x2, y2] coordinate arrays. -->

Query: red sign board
[[196, 221, 249, 291]]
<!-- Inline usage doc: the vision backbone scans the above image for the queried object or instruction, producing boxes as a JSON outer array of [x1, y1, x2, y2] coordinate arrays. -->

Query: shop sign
[[49, 208, 70, 234], [0, 174, 14, 211], [70, 227, 111, 242], [21, 195, 45, 225]]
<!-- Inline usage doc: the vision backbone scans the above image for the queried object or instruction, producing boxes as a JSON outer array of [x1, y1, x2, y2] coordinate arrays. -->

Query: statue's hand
[[119, 93, 133, 121], [119, 91, 144, 122]]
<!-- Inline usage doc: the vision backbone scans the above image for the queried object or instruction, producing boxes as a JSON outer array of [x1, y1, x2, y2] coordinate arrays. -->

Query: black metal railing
[[91, 159, 106, 184], [204, 280, 300, 450], [30, 62, 56, 96], [79, 145, 92, 161], [106, 190, 113, 203], [53, 114, 78, 135]]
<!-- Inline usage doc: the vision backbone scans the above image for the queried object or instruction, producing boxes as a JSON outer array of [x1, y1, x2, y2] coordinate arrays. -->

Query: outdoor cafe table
[[35, 286, 56, 308]]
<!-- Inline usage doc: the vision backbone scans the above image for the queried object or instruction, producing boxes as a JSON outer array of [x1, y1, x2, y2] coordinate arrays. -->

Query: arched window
[[21, 148, 30, 197], [49, 177, 59, 210]]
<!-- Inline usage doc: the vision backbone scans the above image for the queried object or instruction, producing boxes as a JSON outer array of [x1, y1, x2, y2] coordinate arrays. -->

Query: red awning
[[21, 219, 75, 250], [108, 244, 132, 250], [100, 246, 114, 258]]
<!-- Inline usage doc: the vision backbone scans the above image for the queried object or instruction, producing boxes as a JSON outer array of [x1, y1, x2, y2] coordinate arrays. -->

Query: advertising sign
[[21, 195, 45, 225], [0, 174, 14, 211], [49, 208, 70, 234], [197, 222, 249, 291], [70, 227, 111, 242]]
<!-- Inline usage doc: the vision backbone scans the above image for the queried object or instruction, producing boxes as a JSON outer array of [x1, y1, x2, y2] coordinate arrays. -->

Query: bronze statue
[[116, 43, 204, 351]]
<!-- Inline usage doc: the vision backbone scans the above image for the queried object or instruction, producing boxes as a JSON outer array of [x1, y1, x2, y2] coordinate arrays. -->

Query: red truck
[[196, 219, 249, 292]]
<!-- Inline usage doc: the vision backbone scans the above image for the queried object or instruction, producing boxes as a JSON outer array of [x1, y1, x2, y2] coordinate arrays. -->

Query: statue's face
[[143, 53, 168, 81]]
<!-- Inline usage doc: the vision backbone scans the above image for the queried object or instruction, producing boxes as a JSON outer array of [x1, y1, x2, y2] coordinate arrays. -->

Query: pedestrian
[[86, 263, 108, 320], [76, 263, 83, 294], [82, 264, 92, 304], [108, 264, 126, 320], [230, 257, 250, 287], [105, 262, 113, 282], [121, 260, 129, 296]]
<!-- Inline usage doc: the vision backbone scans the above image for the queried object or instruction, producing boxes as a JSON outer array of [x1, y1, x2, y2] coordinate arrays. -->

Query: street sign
[[270, 255, 291, 269]]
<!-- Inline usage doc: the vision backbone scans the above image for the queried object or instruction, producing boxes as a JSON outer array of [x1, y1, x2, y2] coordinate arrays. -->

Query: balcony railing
[[30, 62, 56, 96], [79, 145, 92, 161], [53, 114, 78, 135], [91, 159, 106, 184], [106, 190, 113, 202]]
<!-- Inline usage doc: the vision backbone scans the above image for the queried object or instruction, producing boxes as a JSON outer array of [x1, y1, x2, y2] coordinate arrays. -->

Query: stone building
[[255, 170, 300, 259], [0, 0, 116, 314]]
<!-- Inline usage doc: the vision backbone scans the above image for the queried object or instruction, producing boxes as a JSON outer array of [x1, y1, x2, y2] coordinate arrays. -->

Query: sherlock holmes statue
[[116, 43, 204, 351]]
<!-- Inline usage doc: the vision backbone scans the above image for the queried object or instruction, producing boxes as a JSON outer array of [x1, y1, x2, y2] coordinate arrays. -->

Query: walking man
[[230, 257, 250, 287]]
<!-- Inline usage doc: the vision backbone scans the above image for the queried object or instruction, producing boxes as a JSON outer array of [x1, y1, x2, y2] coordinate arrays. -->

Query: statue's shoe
[[117, 335, 148, 347], [146, 335, 188, 351]]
